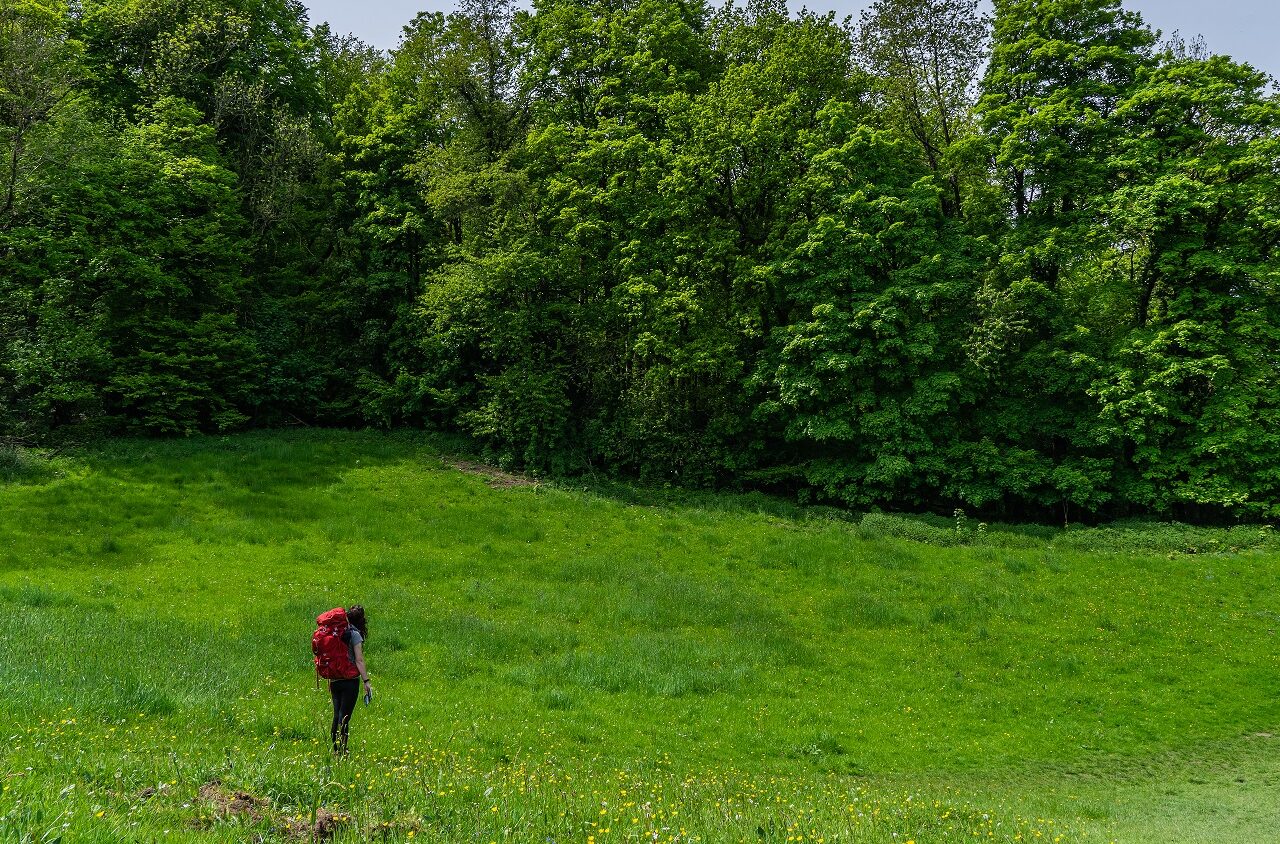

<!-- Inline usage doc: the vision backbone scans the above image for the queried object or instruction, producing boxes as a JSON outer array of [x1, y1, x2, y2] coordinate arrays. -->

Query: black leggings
[[329, 678, 359, 752]]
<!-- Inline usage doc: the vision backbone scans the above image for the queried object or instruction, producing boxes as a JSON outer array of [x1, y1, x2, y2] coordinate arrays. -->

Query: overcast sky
[[302, 0, 1278, 81]]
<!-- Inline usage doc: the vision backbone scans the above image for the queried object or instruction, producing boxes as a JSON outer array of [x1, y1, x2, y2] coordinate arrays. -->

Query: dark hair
[[347, 605, 368, 640]]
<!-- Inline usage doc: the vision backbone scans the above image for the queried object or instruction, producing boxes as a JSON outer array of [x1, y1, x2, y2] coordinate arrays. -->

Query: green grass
[[1, 430, 1278, 842]]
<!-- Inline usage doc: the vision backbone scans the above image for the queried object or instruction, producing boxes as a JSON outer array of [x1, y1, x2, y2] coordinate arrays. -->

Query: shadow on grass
[[77, 428, 430, 495], [7, 429, 1277, 561], [0, 429, 436, 571], [561, 474, 1279, 556]]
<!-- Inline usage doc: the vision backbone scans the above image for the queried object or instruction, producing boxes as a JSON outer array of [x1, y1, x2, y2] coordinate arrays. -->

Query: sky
[[302, 0, 1279, 81]]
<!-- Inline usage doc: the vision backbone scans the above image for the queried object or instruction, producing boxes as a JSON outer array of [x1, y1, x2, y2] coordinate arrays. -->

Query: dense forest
[[1, 0, 1277, 521]]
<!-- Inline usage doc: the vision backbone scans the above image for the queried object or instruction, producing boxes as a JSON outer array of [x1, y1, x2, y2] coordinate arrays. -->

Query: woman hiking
[[312, 604, 372, 754]]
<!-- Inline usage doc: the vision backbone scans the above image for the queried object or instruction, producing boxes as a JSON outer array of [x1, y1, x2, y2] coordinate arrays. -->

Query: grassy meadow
[[1, 431, 1279, 843]]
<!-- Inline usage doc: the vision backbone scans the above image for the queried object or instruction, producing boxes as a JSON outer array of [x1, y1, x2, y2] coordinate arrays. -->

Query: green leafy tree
[[0, 0, 82, 228], [978, 0, 1154, 232], [856, 0, 989, 217], [1089, 55, 1280, 518], [1, 91, 256, 434], [75, 0, 316, 115], [97, 97, 257, 432], [320, 11, 485, 426], [415, 0, 720, 471], [753, 109, 986, 506], [597, 2, 864, 480], [966, 0, 1157, 520], [0, 1, 103, 434]]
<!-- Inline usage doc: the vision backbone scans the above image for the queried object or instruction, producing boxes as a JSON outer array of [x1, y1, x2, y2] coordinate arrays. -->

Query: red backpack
[[312, 607, 359, 680]]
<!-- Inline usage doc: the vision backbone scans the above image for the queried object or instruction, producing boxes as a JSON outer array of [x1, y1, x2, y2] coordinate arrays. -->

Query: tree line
[[1, 0, 1277, 522]]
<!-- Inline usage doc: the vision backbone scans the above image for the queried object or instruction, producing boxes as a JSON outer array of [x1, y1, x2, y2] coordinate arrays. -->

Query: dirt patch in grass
[[193, 781, 350, 840], [196, 780, 267, 823], [441, 456, 536, 489], [280, 807, 344, 841]]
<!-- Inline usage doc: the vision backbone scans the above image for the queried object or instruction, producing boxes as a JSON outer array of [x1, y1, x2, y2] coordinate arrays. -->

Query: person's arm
[[354, 642, 370, 688]]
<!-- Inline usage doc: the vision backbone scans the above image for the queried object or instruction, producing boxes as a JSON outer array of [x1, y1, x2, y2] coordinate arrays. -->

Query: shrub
[[858, 512, 959, 546]]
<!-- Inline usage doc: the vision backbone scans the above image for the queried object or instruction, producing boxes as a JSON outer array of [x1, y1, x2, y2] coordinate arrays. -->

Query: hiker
[[312, 604, 372, 754]]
